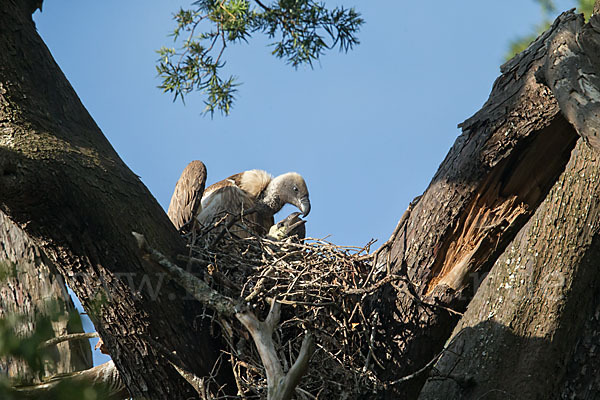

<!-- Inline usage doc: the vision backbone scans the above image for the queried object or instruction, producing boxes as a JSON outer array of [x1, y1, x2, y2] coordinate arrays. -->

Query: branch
[[279, 333, 315, 400], [537, 11, 600, 151], [236, 299, 315, 400], [385, 351, 443, 387], [39, 332, 99, 348], [13, 361, 127, 400], [236, 300, 284, 390], [253, 0, 272, 11], [132, 231, 236, 317]]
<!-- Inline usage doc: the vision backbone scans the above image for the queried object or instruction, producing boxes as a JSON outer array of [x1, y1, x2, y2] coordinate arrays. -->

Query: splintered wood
[[427, 117, 577, 294]]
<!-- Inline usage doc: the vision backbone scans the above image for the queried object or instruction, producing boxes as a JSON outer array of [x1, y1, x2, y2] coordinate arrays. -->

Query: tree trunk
[[0, 211, 92, 381], [372, 11, 582, 399], [416, 11, 600, 399], [417, 138, 600, 400], [0, 2, 231, 398]]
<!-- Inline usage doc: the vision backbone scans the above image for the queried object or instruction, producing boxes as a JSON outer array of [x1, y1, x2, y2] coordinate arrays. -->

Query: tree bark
[[0, 2, 231, 398], [0, 211, 92, 381]]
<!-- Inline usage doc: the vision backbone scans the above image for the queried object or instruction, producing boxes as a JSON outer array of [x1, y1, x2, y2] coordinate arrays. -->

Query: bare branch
[[264, 297, 281, 333], [13, 361, 127, 400], [132, 231, 237, 317], [280, 333, 315, 400], [39, 332, 99, 348], [236, 303, 284, 393], [236, 298, 314, 400]]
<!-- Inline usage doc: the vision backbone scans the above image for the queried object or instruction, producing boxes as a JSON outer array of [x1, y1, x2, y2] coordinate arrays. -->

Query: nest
[[181, 222, 395, 399]]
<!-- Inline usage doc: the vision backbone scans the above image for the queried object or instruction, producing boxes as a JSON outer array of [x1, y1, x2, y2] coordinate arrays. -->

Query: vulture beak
[[299, 196, 311, 216]]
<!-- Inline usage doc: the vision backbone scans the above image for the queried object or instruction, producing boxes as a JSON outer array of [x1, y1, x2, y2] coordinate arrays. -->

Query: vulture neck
[[258, 183, 284, 215]]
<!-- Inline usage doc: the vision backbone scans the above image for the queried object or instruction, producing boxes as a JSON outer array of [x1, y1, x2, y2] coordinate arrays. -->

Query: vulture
[[167, 160, 207, 232], [198, 169, 311, 237], [268, 211, 306, 241]]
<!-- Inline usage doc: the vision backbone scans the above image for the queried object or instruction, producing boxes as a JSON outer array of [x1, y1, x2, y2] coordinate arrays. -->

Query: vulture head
[[268, 212, 306, 241], [262, 172, 311, 217]]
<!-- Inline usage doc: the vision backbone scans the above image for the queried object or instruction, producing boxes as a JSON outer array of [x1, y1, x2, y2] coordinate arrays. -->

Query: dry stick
[[40, 332, 99, 348], [236, 299, 315, 400], [230, 352, 248, 400], [211, 208, 260, 246], [358, 194, 421, 265], [344, 274, 403, 295], [393, 277, 464, 317], [386, 327, 471, 388], [132, 231, 237, 318], [385, 350, 444, 387]]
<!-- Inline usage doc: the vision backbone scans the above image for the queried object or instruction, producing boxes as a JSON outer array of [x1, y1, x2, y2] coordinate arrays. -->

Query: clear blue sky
[[34, 0, 576, 367]]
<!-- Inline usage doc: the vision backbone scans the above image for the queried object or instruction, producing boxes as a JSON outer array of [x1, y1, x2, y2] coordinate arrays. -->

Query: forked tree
[[2, 1, 600, 399]]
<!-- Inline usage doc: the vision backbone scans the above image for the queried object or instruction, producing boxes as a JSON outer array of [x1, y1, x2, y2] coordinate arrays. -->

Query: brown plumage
[[198, 169, 310, 237], [167, 160, 207, 232]]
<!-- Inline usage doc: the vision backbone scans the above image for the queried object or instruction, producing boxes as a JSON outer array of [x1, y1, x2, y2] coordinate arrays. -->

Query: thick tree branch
[[419, 139, 600, 399], [0, 210, 93, 380], [371, 10, 581, 398], [0, 3, 231, 397], [13, 361, 127, 400], [236, 299, 315, 400]]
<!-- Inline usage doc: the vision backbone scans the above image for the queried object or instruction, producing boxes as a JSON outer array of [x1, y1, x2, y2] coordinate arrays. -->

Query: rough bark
[[537, 13, 600, 152], [417, 138, 600, 400], [0, 211, 92, 382], [372, 12, 580, 399], [0, 2, 230, 398]]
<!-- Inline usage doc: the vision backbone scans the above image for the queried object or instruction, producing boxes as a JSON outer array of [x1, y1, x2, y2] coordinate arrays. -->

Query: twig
[[40, 332, 99, 348], [385, 350, 444, 386]]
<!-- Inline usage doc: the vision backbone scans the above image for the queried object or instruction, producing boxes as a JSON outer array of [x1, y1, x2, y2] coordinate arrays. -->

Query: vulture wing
[[167, 160, 207, 231], [199, 170, 273, 237]]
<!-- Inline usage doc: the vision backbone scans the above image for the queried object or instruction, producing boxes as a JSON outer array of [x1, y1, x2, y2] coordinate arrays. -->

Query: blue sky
[[34, 0, 576, 367]]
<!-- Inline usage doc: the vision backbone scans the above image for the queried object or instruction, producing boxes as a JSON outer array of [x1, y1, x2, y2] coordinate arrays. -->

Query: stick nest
[[183, 225, 392, 399]]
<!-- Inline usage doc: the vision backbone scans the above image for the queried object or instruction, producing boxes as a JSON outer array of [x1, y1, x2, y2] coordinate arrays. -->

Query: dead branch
[[13, 361, 127, 400], [236, 299, 315, 400], [132, 231, 237, 318], [39, 332, 99, 349]]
